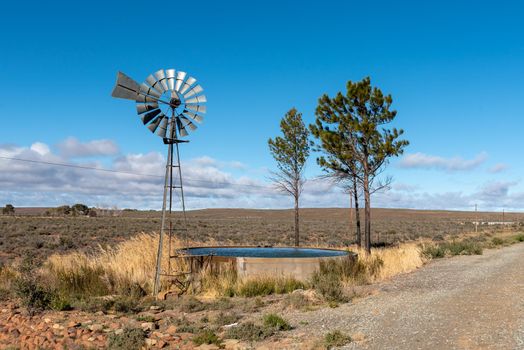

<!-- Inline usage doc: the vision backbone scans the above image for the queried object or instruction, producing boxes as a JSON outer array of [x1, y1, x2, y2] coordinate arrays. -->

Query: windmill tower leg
[[153, 142, 174, 296]]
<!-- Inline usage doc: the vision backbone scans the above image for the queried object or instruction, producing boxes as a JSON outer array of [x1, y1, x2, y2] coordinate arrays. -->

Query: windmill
[[111, 69, 207, 296]]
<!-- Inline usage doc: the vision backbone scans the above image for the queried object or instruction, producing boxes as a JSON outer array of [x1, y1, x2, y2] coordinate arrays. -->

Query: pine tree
[[268, 108, 310, 246]]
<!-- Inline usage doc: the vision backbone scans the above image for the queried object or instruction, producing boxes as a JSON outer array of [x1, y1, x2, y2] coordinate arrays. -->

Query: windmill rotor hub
[[170, 97, 182, 108]]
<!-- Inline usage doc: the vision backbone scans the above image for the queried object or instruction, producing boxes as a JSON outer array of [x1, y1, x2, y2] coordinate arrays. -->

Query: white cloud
[[1, 139, 523, 211], [399, 152, 488, 171], [57, 137, 119, 158], [488, 163, 509, 173], [30, 142, 50, 156]]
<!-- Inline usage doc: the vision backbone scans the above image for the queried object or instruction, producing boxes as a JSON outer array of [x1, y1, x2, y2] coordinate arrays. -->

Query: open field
[[1, 207, 523, 264]]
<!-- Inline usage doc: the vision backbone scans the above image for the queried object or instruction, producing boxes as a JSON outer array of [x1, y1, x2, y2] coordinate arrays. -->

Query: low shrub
[[107, 327, 145, 350], [422, 240, 483, 259], [263, 313, 291, 331], [224, 322, 274, 341], [324, 330, 352, 349], [491, 237, 505, 246], [234, 276, 305, 297], [282, 292, 313, 310], [515, 234, 524, 242], [192, 330, 221, 346], [213, 312, 240, 327], [13, 256, 55, 314], [179, 296, 206, 312]]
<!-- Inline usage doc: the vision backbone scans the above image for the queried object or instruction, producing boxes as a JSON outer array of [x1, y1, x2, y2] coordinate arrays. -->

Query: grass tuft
[[324, 330, 352, 349]]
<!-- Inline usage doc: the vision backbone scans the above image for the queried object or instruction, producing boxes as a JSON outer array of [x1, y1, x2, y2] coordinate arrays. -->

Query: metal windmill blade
[[111, 72, 140, 100]]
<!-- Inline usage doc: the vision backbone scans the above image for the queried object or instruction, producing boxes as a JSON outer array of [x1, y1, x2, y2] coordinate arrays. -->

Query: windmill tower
[[111, 69, 207, 296]]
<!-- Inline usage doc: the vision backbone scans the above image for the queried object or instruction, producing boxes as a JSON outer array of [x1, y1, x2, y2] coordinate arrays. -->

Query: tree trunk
[[363, 172, 371, 254], [294, 194, 299, 247], [352, 176, 362, 247]]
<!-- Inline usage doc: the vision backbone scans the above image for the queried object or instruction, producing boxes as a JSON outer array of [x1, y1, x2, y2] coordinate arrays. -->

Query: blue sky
[[1, 0, 524, 210]]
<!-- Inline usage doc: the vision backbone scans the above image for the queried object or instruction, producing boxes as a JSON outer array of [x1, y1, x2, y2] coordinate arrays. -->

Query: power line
[[0, 155, 273, 190]]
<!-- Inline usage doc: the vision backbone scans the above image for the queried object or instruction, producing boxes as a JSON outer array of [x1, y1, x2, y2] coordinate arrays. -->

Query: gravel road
[[286, 243, 524, 349]]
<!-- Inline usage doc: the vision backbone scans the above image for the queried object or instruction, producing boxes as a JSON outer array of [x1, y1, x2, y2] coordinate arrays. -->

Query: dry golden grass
[[45, 233, 188, 295], [358, 243, 425, 282]]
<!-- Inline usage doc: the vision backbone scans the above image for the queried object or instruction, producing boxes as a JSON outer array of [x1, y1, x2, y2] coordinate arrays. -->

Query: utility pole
[[475, 204, 478, 233]]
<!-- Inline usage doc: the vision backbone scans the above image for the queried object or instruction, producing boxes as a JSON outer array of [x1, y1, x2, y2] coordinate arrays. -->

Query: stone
[[44, 318, 52, 324], [152, 331, 166, 338], [114, 328, 124, 335], [145, 338, 157, 346], [165, 325, 178, 334], [141, 322, 156, 331], [67, 321, 80, 328], [88, 324, 104, 332], [150, 305, 162, 311], [157, 340, 167, 348]]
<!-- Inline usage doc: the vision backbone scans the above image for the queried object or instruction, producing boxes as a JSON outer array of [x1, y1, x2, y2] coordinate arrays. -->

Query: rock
[[152, 331, 167, 338], [87, 336, 96, 341], [141, 322, 156, 331], [94, 311, 105, 316], [67, 321, 80, 328], [44, 318, 52, 324], [165, 325, 178, 334], [157, 340, 167, 348], [145, 338, 157, 347], [52, 323, 62, 330], [150, 305, 162, 311], [114, 328, 124, 335], [223, 339, 242, 350], [88, 324, 104, 332]]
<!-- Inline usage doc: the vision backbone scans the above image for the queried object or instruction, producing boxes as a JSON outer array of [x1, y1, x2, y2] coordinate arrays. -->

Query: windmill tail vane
[[111, 69, 207, 298]]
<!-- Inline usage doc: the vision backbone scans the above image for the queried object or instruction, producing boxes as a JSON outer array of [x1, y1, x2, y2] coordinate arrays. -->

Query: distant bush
[[491, 237, 505, 246], [515, 234, 524, 242], [422, 240, 483, 259], [2, 204, 14, 215]]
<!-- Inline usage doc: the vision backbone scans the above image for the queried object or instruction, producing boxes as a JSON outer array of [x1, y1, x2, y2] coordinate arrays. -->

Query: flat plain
[[1, 207, 522, 263]]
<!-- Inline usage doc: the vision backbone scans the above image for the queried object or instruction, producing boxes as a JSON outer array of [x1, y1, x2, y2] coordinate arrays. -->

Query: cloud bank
[[0, 139, 522, 211]]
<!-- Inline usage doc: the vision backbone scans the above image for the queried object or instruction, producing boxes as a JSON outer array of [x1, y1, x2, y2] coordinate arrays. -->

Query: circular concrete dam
[[184, 247, 354, 280]]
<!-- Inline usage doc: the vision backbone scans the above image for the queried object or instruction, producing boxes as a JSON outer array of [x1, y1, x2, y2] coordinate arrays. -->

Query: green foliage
[[324, 330, 352, 349], [192, 330, 221, 346], [311, 257, 383, 302], [515, 234, 524, 242], [263, 313, 292, 331], [268, 108, 310, 246], [50, 263, 109, 298], [72, 203, 90, 215], [107, 327, 145, 350], [13, 256, 54, 314], [236, 277, 306, 297], [2, 204, 14, 215], [224, 322, 274, 341], [213, 312, 240, 327], [422, 241, 483, 259], [491, 237, 505, 246], [268, 108, 310, 184], [310, 77, 409, 251]]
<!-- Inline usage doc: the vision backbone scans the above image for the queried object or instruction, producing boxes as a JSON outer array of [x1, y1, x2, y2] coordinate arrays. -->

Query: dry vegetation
[[2, 207, 523, 264], [1, 207, 523, 348]]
